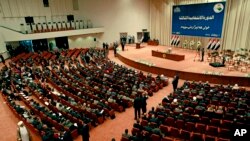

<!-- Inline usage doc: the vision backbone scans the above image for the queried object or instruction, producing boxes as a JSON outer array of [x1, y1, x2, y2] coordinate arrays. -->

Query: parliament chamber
[[0, 0, 250, 141]]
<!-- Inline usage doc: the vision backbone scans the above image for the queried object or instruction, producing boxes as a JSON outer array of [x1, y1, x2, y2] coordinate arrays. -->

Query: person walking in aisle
[[133, 94, 142, 120], [172, 74, 179, 92]]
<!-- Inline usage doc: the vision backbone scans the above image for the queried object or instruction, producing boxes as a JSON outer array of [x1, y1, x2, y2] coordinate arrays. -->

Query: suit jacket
[[133, 97, 141, 109]]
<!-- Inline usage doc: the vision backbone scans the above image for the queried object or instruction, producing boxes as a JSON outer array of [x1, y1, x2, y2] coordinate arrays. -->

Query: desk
[[136, 43, 140, 49], [148, 40, 159, 46], [152, 50, 185, 61]]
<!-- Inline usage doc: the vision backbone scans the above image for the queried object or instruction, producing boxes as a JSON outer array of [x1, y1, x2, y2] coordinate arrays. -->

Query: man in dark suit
[[78, 123, 90, 141], [141, 94, 148, 114], [121, 40, 126, 51], [0, 54, 5, 65], [134, 95, 142, 120], [172, 74, 179, 92], [200, 47, 205, 62]]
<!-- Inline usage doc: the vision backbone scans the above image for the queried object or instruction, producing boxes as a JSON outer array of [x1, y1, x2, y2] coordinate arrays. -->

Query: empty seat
[[180, 130, 191, 140], [217, 138, 230, 141], [211, 118, 221, 126], [221, 120, 233, 129], [151, 134, 161, 141], [169, 127, 180, 138], [196, 123, 206, 133], [164, 117, 175, 127], [175, 119, 185, 129], [205, 135, 216, 141], [161, 136, 174, 141], [185, 122, 196, 132], [159, 124, 169, 136], [219, 128, 230, 138], [200, 116, 210, 124], [141, 119, 148, 127], [206, 126, 218, 136], [191, 133, 203, 141]]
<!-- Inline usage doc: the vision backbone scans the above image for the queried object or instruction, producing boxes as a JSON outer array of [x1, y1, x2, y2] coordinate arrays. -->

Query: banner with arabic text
[[172, 2, 226, 37]]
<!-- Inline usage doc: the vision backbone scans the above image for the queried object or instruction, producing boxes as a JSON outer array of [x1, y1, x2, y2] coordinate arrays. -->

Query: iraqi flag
[[211, 39, 218, 50], [175, 36, 180, 46], [171, 36, 176, 46], [214, 40, 221, 50], [206, 39, 213, 50]]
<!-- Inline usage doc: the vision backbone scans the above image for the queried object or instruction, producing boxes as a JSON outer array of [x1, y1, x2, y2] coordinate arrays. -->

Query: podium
[[136, 43, 140, 49]]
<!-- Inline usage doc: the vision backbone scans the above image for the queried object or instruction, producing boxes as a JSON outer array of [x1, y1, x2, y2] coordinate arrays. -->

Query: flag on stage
[[214, 40, 221, 50], [206, 38, 213, 50], [175, 36, 180, 46], [209, 39, 217, 50], [211, 39, 218, 50], [173, 36, 178, 46], [171, 36, 175, 46]]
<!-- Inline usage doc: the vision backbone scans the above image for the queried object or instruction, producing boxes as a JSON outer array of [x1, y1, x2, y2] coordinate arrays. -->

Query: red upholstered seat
[[164, 117, 175, 127], [175, 119, 185, 129], [196, 123, 206, 133], [211, 118, 221, 126], [141, 119, 148, 127], [169, 127, 180, 137], [218, 128, 230, 139], [159, 124, 169, 136], [185, 122, 195, 132], [191, 133, 203, 141], [150, 134, 161, 141], [180, 130, 191, 140], [205, 135, 216, 141], [161, 136, 174, 141], [206, 126, 218, 136]]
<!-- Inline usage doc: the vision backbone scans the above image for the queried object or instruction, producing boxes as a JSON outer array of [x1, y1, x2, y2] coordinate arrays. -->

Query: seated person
[[122, 129, 131, 139], [171, 99, 178, 105]]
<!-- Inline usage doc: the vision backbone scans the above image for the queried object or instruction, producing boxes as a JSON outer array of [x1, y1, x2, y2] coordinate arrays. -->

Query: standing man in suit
[[200, 47, 205, 62], [113, 42, 117, 57], [79, 123, 90, 141], [121, 40, 126, 51], [133, 95, 142, 120], [172, 74, 179, 92], [141, 94, 148, 114], [0, 54, 5, 65]]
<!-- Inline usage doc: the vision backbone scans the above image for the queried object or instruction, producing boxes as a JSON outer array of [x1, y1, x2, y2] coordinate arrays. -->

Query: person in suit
[[78, 123, 90, 141], [200, 47, 205, 62], [172, 74, 179, 92], [113, 42, 117, 57], [0, 54, 5, 65], [133, 95, 142, 120], [141, 94, 148, 114], [121, 40, 126, 51]]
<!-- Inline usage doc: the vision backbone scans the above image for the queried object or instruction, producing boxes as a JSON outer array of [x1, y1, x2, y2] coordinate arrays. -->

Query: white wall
[[78, 0, 150, 43], [0, 0, 78, 31], [0, 0, 150, 49], [68, 34, 103, 48]]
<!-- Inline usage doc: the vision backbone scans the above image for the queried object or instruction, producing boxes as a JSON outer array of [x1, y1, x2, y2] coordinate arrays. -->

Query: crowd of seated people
[[121, 81, 250, 141], [0, 48, 168, 140]]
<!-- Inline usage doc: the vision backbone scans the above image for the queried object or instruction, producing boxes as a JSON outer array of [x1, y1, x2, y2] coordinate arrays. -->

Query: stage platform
[[117, 44, 250, 87]]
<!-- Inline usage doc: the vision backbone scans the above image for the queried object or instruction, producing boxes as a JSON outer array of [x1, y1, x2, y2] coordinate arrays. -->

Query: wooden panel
[[1, 0, 12, 17], [117, 53, 250, 87], [9, 0, 20, 17], [152, 50, 185, 61], [16, 0, 25, 16], [72, 0, 79, 10], [24, 0, 32, 16]]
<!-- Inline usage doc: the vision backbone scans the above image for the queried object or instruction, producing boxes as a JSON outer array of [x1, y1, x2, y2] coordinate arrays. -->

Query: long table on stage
[[152, 50, 185, 61]]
